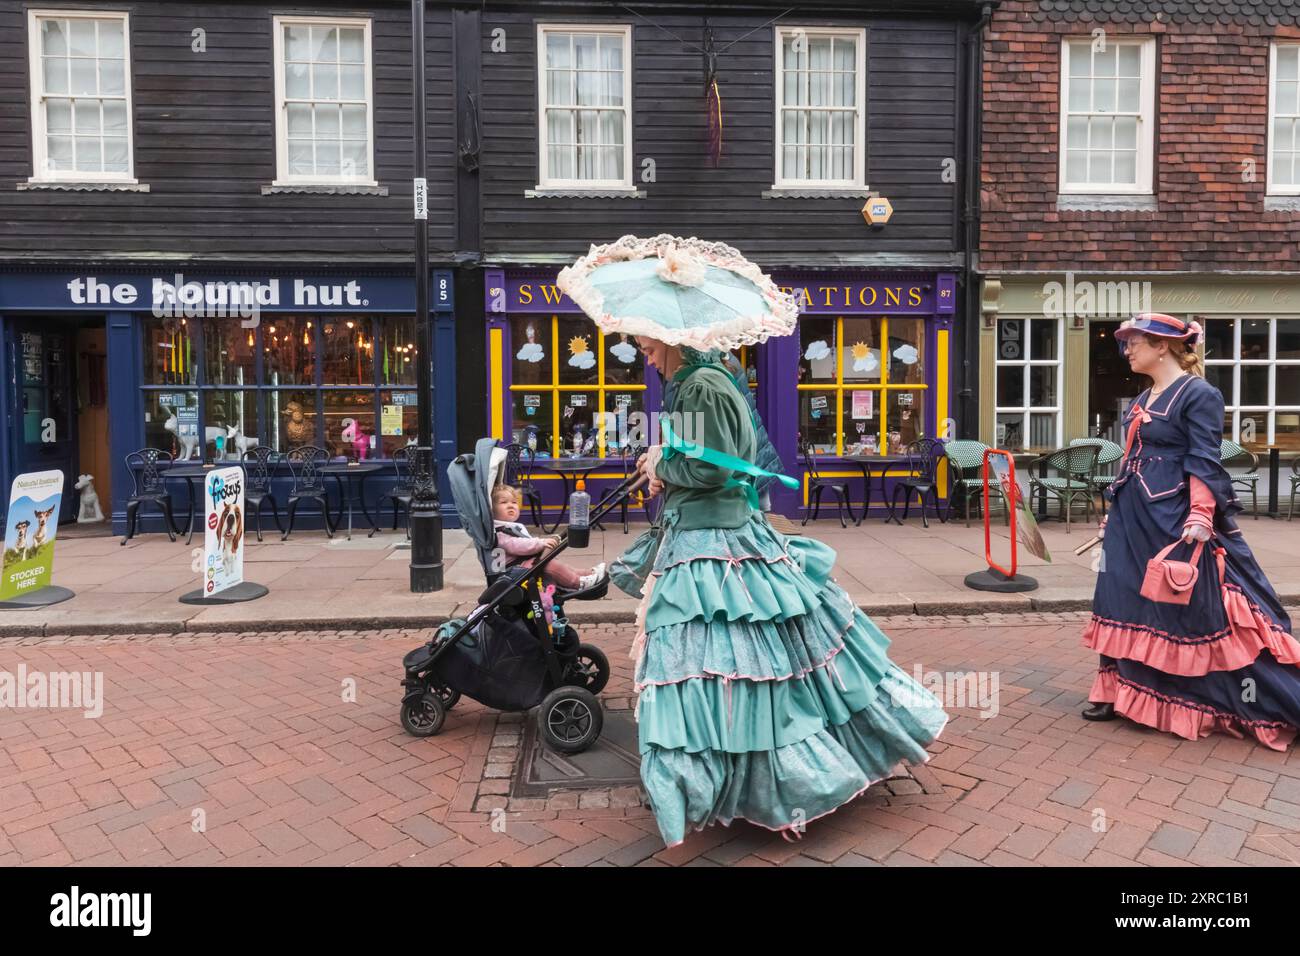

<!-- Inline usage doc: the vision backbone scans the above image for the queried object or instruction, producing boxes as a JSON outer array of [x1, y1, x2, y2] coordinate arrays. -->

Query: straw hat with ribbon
[[556, 234, 799, 350]]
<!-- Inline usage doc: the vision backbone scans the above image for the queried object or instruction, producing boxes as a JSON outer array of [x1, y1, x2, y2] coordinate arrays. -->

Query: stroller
[[400, 438, 642, 754]]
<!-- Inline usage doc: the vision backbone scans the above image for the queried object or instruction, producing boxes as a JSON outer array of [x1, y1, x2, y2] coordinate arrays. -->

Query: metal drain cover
[[512, 707, 642, 797]]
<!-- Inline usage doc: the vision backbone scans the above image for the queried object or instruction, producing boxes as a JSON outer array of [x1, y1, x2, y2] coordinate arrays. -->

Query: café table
[[163, 461, 225, 546], [841, 453, 911, 526], [532, 456, 605, 533], [320, 462, 384, 541]]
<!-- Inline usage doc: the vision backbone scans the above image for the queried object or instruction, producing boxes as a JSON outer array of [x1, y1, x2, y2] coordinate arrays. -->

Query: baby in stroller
[[491, 485, 606, 591]]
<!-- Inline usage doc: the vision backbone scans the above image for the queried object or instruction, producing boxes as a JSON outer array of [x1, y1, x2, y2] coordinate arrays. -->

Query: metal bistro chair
[[240, 446, 284, 542], [373, 445, 415, 539], [800, 438, 854, 528], [1069, 437, 1125, 517], [1220, 439, 1261, 519], [943, 439, 1009, 528], [596, 443, 647, 534], [502, 442, 545, 529], [282, 445, 335, 540], [1288, 457, 1300, 521], [1028, 443, 1102, 533], [121, 448, 180, 545], [890, 437, 947, 529]]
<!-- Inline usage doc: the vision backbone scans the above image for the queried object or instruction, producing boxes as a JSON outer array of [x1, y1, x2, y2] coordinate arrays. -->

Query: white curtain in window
[[782, 34, 856, 183], [544, 31, 625, 183]]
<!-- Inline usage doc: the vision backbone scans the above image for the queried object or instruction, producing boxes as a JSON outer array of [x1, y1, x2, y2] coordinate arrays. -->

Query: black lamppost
[[409, 0, 443, 591]]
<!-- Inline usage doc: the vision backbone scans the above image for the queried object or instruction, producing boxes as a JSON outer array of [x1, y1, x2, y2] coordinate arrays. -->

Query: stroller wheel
[[569, 643, 610, 695], [538, 687, 603, 754], [400, 693, 446, 737], [433, 685, 461, 710]]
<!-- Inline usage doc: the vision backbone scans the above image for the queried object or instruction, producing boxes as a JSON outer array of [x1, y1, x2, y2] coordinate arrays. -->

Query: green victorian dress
[[613, 352, 948, 846]]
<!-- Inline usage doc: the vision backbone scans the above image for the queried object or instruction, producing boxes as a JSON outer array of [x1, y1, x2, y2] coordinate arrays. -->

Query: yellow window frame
[[794, 315, 928, 456], [507, 315, 647, 458]]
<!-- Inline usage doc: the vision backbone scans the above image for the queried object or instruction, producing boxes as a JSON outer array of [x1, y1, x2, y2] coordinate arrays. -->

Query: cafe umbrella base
[[0, 585, 76, 610], [178, 581, 270, 605]]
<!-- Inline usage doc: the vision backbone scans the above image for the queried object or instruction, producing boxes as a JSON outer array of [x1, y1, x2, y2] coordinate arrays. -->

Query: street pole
[[409, 0, 443, 591]]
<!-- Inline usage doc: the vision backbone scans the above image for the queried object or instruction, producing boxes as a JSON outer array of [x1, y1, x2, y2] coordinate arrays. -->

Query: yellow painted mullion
[[880, 316, 890, 451], [835, 317, 844, 456], [551, 317, 561, 458]]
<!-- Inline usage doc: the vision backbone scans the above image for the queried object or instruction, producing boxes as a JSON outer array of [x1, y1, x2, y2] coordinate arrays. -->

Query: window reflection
[[321, 317, 374, 385], [205, 321, 256, 385], [143, 317, 197, 385], [264, 317, 315, 384]]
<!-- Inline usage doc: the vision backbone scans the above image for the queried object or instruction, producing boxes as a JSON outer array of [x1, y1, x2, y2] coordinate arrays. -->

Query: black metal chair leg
[[253, 499, 264, 543], [160, 498, 178, 542], [321, 495, 336, 538], [122, 501, 138, 544], [835, 494, 846, 529], [283, 498, 298, 540]]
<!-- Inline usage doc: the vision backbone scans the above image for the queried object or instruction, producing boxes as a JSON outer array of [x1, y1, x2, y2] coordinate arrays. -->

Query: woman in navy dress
[[1082, 313, 1300, 749]]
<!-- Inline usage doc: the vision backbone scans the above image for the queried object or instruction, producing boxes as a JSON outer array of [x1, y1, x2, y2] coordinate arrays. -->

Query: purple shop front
[[484, 268, 958, 521]]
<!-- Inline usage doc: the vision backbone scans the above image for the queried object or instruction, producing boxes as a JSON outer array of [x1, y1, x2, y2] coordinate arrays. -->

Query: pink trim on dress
[[1089, 667, 1297, 752], [633, 590, 859, 691], [1082, 600, 1300, 677]]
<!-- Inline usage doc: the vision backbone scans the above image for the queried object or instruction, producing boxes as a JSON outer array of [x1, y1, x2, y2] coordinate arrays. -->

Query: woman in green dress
[[624, 335, 948, 846]]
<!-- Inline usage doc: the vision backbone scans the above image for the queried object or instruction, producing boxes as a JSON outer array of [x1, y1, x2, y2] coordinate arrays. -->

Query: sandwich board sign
[[1, 470, 65, 600], [203, 466, 245, 596]]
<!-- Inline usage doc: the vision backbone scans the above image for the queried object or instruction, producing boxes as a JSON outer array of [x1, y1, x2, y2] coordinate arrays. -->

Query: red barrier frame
[[983, 448, 1017, 579]]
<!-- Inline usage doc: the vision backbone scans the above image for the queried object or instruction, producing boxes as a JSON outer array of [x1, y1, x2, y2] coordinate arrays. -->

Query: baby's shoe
[[578, 563, 608, 589]]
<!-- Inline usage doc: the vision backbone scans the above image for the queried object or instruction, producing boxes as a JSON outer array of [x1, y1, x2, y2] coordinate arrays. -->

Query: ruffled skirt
[[1084, 481, 1300, 750], [621, 512, 947, 846]]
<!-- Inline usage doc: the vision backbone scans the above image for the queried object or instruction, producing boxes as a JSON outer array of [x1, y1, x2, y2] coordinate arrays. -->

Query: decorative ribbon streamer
[[660, 417, 799, 510]]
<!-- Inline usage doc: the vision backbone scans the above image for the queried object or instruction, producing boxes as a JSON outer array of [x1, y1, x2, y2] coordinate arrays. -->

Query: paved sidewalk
[[10, 514, 1300, 636], [2, 613, 1297, 866]]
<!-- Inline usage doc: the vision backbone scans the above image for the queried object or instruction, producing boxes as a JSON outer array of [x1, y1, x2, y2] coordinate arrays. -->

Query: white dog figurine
[[162, 406, 200, 460], [75, 474, 105, 523]]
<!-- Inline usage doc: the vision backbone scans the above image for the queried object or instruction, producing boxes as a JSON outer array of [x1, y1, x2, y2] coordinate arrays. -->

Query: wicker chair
[[1027, 443, 1101, 533], [943, 439, 1009, 528], [1219, 439, 1260, 519], [1069, 437, 1125, 516]]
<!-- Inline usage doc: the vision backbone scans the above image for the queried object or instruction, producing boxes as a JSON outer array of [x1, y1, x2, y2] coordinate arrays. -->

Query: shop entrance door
[[9, 321, 78, 522], [1087, 319, 1144, 442]]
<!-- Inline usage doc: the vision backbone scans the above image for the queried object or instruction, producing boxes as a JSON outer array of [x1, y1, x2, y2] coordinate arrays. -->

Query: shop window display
[[142, 315, 419, 460], [797, 316, 926, 455], [508, 314, 646, 457]]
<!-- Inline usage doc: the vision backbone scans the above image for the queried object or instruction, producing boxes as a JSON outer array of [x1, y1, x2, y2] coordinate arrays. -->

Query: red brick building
[[976, 0, 1300, 465]]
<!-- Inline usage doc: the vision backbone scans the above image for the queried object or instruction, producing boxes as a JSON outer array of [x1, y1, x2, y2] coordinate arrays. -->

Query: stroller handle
[[423, 470, 650, 665], [532, 471, 649, 571]]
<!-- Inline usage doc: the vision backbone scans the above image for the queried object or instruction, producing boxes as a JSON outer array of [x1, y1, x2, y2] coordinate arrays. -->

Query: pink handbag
[[1140, 538, 1205, 606]]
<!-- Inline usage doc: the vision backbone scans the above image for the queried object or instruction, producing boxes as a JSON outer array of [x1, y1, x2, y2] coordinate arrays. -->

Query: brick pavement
[[1, 613, 1298, 866]]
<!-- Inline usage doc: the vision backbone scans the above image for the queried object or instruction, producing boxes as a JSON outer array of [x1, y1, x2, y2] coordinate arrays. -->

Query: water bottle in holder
[[568, 479, 590, 549]]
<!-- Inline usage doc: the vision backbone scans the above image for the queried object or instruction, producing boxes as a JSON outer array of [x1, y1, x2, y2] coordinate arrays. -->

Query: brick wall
[[980, 0, 1300, 271]]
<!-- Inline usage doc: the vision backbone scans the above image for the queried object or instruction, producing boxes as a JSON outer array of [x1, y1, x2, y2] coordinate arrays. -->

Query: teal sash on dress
[[660, 418, 798, 510]]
